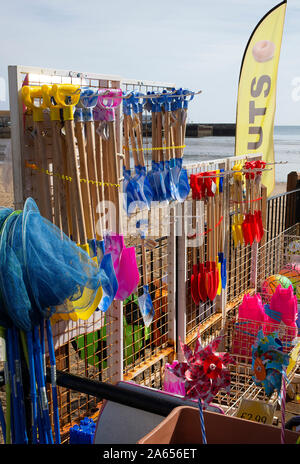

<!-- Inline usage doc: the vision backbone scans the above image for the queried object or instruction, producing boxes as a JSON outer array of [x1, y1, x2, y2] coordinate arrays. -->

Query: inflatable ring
[[252, 40, 275, 63]]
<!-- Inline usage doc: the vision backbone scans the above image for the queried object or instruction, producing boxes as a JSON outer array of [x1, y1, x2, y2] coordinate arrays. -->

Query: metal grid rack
[[257, 223, 300, 302], [123, 237, 170, 372], [44, 314, 118, 442], [7, 65, 177, 436], [6, 64, 299, 441], [219, 315, 300, 416], [177, 154, 261, 350]]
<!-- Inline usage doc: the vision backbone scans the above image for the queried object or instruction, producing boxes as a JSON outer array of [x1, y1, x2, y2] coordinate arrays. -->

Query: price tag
[[286, 340, 300, 377], [235, 399, 275, 425]]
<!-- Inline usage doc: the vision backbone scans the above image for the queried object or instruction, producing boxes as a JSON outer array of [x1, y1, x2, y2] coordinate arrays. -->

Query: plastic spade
[[191, 195, 200, 305], [51, 84, 103, 319], [169, 89, 190, 202], [138, 232, 155, 327], [122, 96, 145, 214], [76, 87, 118, 312], [190, 173, 207, 301], [41, 85, 70, 234], [162, 91, 178, 201], [197, 190, 207, 302], [97, 89, 140, 300], [78, 87, 101, 237], [243, 162, 256, 246], [204, 172, 219, 301], [232, 162, 244, 247], [21, 86, 52, 221], [253, 160, 266, 243], [145, 92, 167, 202], [217, 169, 227, 289], [131, 92, 154, 208]]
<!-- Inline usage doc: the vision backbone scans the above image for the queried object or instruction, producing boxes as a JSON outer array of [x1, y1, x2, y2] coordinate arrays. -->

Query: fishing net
[[0, 211, 36, 331], [0, 198, 102, 331], [0, 208, 14, 328]]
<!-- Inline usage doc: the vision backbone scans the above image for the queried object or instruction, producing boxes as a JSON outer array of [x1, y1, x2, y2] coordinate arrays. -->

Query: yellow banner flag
[[235, 1, 287, 196]]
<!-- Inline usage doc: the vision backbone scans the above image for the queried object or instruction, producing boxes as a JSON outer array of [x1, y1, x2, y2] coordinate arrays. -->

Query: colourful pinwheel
[[167, 336, 235, 406], [251, 330, 290, 397]]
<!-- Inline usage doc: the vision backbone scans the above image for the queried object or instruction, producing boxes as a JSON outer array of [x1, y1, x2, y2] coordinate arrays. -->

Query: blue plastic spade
[[123, 95, 148, 214], [169, 89, 190, 203], [90, 239, 118, 313], [217, 169, 227, 289], [162, 91, 178, 201], [145, 92, 167, 203], [131, 92, 154, 209], [137, 231, 154, 328]]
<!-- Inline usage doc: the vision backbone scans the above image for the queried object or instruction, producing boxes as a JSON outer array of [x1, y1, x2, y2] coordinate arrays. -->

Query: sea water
[[182, 125, 300, 183]]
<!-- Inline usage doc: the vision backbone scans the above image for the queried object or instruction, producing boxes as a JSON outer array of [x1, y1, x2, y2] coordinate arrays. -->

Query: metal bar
[[45, 368, 197, 418]]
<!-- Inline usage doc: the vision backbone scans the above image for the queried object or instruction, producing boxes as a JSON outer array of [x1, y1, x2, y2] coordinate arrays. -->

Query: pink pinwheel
[[167, 336, 235, 406]]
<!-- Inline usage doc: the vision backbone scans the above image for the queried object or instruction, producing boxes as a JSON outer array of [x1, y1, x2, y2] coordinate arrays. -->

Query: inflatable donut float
[[252, 40, 275, 63]]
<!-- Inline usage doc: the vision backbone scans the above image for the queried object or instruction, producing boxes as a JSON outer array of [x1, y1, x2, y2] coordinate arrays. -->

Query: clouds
[[0, 0, 299, 124]]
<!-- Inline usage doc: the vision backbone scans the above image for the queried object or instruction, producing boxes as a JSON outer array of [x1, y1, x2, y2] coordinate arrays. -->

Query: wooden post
[[167, 203, 177, 353], [177, 202, 187, 360], [8, 65, 25, 210], [258, 184, 268, 287], [286, 171, 300, 230]]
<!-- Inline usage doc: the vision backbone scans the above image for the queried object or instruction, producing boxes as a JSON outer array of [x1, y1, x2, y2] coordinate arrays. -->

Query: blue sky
[[1, 0, 299, 124]]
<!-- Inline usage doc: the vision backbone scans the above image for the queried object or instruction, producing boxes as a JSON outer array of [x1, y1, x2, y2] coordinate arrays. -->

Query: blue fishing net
[[0, 198, 102, 331], [0, 208, 14, 328], [0, 211, 36, 331]]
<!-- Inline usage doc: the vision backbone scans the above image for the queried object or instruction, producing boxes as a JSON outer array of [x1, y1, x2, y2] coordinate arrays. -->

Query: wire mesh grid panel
[[123, 236, 173, 378], [46, 313, 118, 443], [7, 65, 178, 441], [128, 356, 171, 390], [187, 303, 300, 417], [177, 158, 230, 348], [120, 79, 180, 382], [9, 66, 123, 211], [265, 189, 300, 243], [226, 154, 263, 302], [257, 223, 300, 302], [219, 315, 300, 416], [227, 213, 254, 303]]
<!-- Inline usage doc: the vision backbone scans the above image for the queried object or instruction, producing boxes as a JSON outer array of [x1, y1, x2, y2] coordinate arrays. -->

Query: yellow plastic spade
[[217, 259, 222, 296], [21, 85, 52, 220], [47, 84, 102, 322], [232, 162, 244, 247]]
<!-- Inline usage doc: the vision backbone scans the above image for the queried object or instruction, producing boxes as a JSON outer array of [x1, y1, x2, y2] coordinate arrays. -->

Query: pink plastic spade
[[113, 245, 140, 300], [104, 234, 140, 301]]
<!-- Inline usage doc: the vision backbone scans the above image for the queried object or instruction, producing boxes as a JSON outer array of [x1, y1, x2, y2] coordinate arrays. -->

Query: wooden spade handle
[[94, 121, 104, 239], [64, 119, 87, 244], [108, 120, 121, 234], [123, 114, 131, 170], [86, 120, 101, 240], [52, 120, 69, 235], [151, 110, 157, 163], [35, 120, 52, 221], [164, 110, 171, 162], [128, 114, 140, 168], [156, 110, 163, 163], [135, 114, 145, 167], [75, 120, 94, 239], [141, 237, 148, 286]]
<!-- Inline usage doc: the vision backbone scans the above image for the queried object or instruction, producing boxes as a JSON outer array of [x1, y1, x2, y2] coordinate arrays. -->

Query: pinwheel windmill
[[167, 335, 235, 443], [251, 329, 291, 444]]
